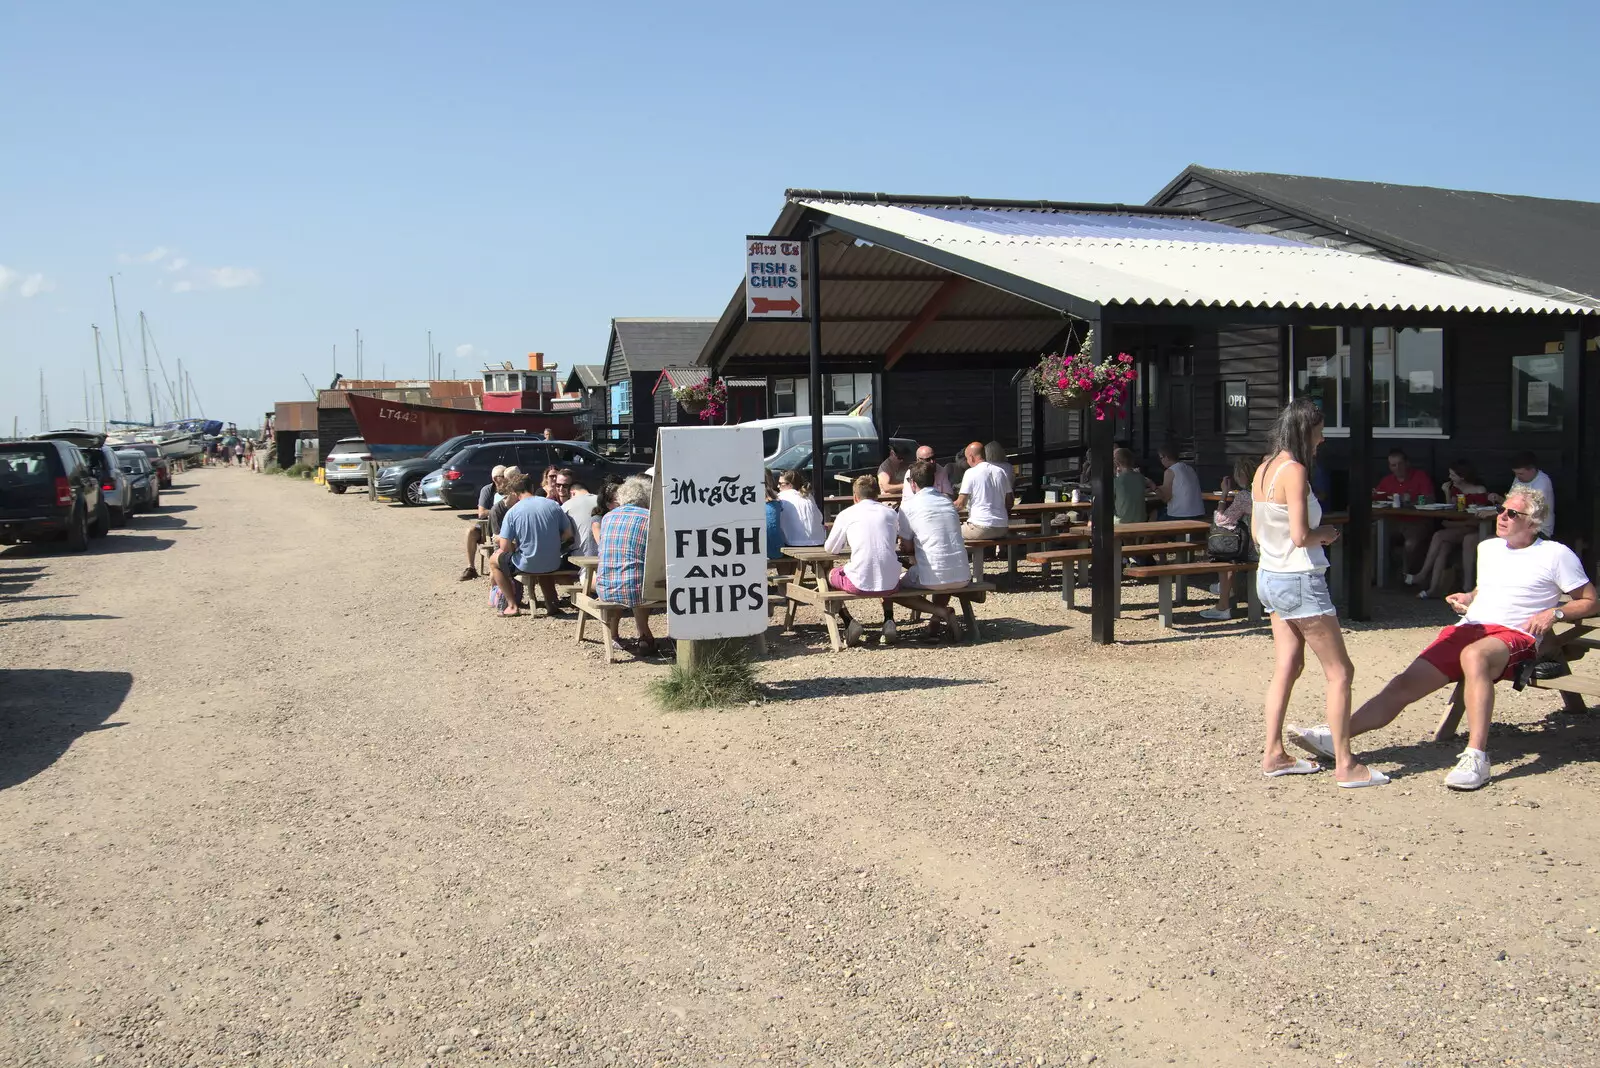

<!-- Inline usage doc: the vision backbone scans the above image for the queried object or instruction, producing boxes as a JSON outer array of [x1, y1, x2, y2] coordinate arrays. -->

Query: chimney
[[527, 352, 544, 371]]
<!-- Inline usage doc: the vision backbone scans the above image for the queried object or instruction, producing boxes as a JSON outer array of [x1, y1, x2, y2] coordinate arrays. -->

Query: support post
[[1089, 317, 1117, 645], [807, 231, 826, 509], [1345, 325, 1372, 621], [1560, 321, 1584, 548], [1031, 388, 1046, 502]]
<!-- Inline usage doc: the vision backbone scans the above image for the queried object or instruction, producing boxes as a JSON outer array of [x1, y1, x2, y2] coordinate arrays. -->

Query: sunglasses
[[1496, 506, 1530, 521], [554, 482, 571, 488]]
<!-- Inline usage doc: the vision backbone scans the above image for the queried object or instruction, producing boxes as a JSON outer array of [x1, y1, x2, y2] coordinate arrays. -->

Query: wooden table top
[[780, 545, 845, 561], [1067, 519, 1209, 538], [569, 555, 599, 568]]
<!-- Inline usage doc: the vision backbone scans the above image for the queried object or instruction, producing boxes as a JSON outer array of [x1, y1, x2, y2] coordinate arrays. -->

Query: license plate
[[338, 464, 358, 470]]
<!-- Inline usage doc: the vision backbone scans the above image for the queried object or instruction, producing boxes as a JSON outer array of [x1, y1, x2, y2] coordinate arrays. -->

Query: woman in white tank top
[[1251, 399, 1387, 788]]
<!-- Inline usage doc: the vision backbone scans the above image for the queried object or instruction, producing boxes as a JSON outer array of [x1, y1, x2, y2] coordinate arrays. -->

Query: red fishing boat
[[346, 392, 579, 460]]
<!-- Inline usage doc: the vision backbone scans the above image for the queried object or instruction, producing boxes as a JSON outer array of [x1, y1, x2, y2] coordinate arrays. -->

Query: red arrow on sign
[[751, 296, 800, 315]]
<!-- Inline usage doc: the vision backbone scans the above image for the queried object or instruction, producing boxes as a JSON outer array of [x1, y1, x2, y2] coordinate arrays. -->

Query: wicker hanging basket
[[680, 396, 708, 415], [1043, 384, 1088, 410]]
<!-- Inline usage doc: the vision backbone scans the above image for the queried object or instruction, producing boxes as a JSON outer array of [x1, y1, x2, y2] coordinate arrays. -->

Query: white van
[[741, 415, 877, 463]]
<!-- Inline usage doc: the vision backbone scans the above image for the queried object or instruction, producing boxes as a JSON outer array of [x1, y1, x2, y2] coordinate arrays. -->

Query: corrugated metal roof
[[655, 367, 766, 391], [797, 198, 1588, 314]]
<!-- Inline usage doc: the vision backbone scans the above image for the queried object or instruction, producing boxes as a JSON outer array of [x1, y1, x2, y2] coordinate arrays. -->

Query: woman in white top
[[775, 469, 827, 546], [1251, 399, 1386, 788]]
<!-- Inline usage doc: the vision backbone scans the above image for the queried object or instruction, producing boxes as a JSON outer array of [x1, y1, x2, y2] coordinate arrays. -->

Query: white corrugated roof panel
[[796, 200, 1588, 315]]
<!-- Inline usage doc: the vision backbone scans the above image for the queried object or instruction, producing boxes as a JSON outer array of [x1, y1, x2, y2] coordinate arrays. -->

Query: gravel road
[[3, 468, 1598, 1067]]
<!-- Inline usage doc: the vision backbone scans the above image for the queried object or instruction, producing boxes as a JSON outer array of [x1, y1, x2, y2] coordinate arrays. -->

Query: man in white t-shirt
[[1290, 489, 1595, 791], [954, 441, 1012, 540], [894, 460, 970, 642], [824, 474, 904, 646]]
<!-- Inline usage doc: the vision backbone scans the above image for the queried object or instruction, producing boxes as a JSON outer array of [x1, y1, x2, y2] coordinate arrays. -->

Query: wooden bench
[[572, 591, 667, 663], [783, 579, 996, 652], [1026, 541, 1205, 607], [516, 569, 581, 614], [1120, 561, 1260, 628], [963, 532, 1076, 581], [1434, 621, 1598, 740]]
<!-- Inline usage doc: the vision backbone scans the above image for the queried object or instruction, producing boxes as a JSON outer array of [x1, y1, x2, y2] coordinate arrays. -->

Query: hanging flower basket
[[1029, 328, 1136, 421], [672, 379, 727, 422], [680, 395, 708, 415]]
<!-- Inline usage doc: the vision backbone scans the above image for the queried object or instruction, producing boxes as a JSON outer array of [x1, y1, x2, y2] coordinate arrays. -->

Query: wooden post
[[1344, 325, 1372, 621], [807, 230, 826, 510], [1560, 321, 1584, 549], [1031, 388, 1046, 503], [1088, 317, 1117, 645]]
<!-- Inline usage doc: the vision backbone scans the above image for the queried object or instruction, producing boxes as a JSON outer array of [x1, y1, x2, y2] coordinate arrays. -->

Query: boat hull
[[345, 393, 581, 459]]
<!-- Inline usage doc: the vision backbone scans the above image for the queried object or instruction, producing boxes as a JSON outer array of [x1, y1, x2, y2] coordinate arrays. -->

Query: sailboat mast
[[140, 311, 156, 425], [109, 275, 132, 423], [39, 370, 48, 434], [92, 325, 109, 433], [83, 371, 91, 429]]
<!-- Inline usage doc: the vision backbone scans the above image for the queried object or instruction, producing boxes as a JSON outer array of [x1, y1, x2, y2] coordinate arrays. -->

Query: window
[[514, 445, 551, 471], [1512, 351, 1564, 432], [771, 378, 800, 417], [1218, 380, 1249, 436], [827, 373, 872, 415], [824, 442, 854, 469], [1290, 326, 1445, 435], [610, 380, 631, 419]]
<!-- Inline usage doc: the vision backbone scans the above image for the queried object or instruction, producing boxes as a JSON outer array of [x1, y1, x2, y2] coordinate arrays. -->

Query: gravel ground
[[2, 467, 1598, 1067]]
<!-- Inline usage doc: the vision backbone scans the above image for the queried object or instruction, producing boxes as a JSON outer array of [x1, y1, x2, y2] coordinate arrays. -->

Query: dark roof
[[564, 364, 604, 390], [1154, 166, 1600, 305], [605, 318, 717, 377]]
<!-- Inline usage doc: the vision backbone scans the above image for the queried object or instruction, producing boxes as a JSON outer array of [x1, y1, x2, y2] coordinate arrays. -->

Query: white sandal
[[1264, 758, 1321, 778]]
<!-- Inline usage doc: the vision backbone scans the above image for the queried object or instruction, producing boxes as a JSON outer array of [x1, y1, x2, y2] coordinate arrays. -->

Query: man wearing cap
[[460, 465, 512, 580]]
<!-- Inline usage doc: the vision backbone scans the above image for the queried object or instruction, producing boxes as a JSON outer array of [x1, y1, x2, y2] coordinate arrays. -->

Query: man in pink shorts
[[824, 474, 903, 646], [1290, 489, 1595, 790]]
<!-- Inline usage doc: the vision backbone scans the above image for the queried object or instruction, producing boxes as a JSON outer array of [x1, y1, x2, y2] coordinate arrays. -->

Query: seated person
[[1464, 450, 1556, 569], [896, 460, 971, 641], [914, 445, 954, 497], [765, 470, 787, 561], [823, 474, 904, 646], [984, 441, 1014, 488], [1112, 448, 1148, 525], [489, 473, 575, 618], [1199, 456, 1258, 621], [1375, 448, 1436, 575], [595, 475, 659, 655], [1149, 442, 1204, 520], [461, 465, 508, 580], [559, 469, 601, 558], [775, 468, 826, 546], [1412, 459, 1490, 598], [955, 441, 1012, 541], [1288, 489, 1595, 791], [877, 443, 912, 497]]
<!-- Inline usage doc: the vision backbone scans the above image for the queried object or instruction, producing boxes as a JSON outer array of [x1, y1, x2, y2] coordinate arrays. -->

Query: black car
[[0, 440, 110, 550], [439, 440, 649, 510], [120, 442, 173, 488], [765, 436, 919, 483], [375, 430, 545, 506]]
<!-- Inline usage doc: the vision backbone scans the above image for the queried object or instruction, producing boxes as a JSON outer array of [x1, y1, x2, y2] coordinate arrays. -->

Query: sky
[[2, 0, 1596, 436]]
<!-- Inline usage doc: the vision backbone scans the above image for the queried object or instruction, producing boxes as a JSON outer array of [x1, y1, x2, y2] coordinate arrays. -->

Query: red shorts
[[828, 566, 897, 596], [1418, 623, 1537, 683]]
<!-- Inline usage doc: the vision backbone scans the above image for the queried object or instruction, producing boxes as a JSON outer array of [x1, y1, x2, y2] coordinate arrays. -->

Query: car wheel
[[89, 501, 110, 538], [330, 483, 348, 495], [66, 508, 89, 551], [401, 476, 424, 506]]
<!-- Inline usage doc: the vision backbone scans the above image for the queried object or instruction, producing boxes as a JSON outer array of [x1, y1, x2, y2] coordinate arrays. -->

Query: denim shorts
[[1256, 569, 1336, 620]]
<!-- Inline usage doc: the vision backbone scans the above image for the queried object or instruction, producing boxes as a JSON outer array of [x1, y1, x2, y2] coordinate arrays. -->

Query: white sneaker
[[1208, 583, 1221, 596], [1287, 724, 1335, 760], [1444, 748, 1491, 791], [1404, 573, 1418, 587], [1198, 607, 1232, 621], [844, 619, 864, 646], [880, 617, 898, 645]]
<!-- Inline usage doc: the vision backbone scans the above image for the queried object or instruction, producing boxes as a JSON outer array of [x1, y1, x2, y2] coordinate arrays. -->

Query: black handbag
[[1208, 521, 1246, 561]]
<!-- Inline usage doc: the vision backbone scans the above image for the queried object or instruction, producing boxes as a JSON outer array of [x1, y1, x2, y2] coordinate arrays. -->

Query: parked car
[[740, 415, 878, 463], [36, 431, 132, 526], [438, 441, 649, 510], [115, 450, 160, 512], [418, 466, 446, 505], [375, 430, 545, 506], [0, 439, 109, 550], [766, 436, 919, 487], [324, 438, 372, 493], [119, 442, 173, 488]]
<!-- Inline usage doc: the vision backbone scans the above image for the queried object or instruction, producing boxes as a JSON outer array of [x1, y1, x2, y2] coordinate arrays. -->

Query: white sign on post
[[745, 236, 804, 319], [658, 426, 768, 639]]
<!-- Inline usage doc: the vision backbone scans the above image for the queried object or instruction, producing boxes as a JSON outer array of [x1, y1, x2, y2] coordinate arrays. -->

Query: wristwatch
[[1554, 609, 1567, 622]]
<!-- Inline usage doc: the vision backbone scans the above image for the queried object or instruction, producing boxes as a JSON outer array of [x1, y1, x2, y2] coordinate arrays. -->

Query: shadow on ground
[[0, 565, 46, 596], [0, 668, 132, 790], [1368, 708, 1600, 785], [763, 675, 986, 700], [128, 515, 195, 532], [91, 535, 174, 554]]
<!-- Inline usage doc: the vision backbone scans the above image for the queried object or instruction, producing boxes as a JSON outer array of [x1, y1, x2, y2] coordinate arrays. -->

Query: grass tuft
[[648, 640, 763, 711]]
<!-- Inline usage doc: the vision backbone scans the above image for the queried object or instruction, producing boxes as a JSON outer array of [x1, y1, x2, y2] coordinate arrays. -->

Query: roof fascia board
[[790, 189, 1196, 217], [1146, 165, 1204, 208], [1105, 304, 1586, 329], [813, 211, 1100, 322], [600, 323, 622, 379]]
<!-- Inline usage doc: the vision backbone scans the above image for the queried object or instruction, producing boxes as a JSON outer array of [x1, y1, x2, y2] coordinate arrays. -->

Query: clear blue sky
[[2, 0, 1595, 435]]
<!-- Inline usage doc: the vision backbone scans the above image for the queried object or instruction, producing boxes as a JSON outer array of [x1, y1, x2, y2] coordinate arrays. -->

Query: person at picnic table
[[559, 469, 600, 558], [460, 464, 511, 581], [1410, 459, 1491, 598], [1461, 451, 1556, 574], [764, 471, 786, 561], [595, 475, 660, 656], [984, 441, 1014, 487], [1374, 447, 1437, 576], [1291, 488, 1596, 791], [776, 468, 826, 546], [1199, 456, 1258, 622], [489, 473, 574, 618], [896, 459, 970, 642], [824, 474, 904, 646], [1252, 399, 1383, 787], [1111, 448, 1148, 526], [540, 465, 561, 499], [877, 443, 911, 496], [914, 445, 953, 497], [955, 441, 1012, 541], [1149, 443, 1204, 520]]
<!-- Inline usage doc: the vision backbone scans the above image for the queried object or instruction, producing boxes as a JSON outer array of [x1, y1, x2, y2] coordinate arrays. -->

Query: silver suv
[[324, 438, 372, 494]]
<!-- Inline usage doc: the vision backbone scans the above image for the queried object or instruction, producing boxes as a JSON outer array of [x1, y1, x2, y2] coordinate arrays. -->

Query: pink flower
[[1118, 353, 1133, 363]]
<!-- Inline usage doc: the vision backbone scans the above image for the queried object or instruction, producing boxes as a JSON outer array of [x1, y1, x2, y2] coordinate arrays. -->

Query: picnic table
[[1066, 519, 1210, 617], [778, 545, 993, 649], [1370, 504, 1497, 589]]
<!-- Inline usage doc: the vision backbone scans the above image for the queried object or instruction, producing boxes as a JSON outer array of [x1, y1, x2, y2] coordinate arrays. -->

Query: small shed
[[599, 318, 717, 452], [650, 367, 769, 425]]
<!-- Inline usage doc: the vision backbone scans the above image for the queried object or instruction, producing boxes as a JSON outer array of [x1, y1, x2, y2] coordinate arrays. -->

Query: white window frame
[[1290, 326, 1447, 439]]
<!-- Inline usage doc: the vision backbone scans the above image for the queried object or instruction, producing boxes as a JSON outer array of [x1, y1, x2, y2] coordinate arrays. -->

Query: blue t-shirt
[[499, 495, 573, 574], [765, 499, 786, 561]]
